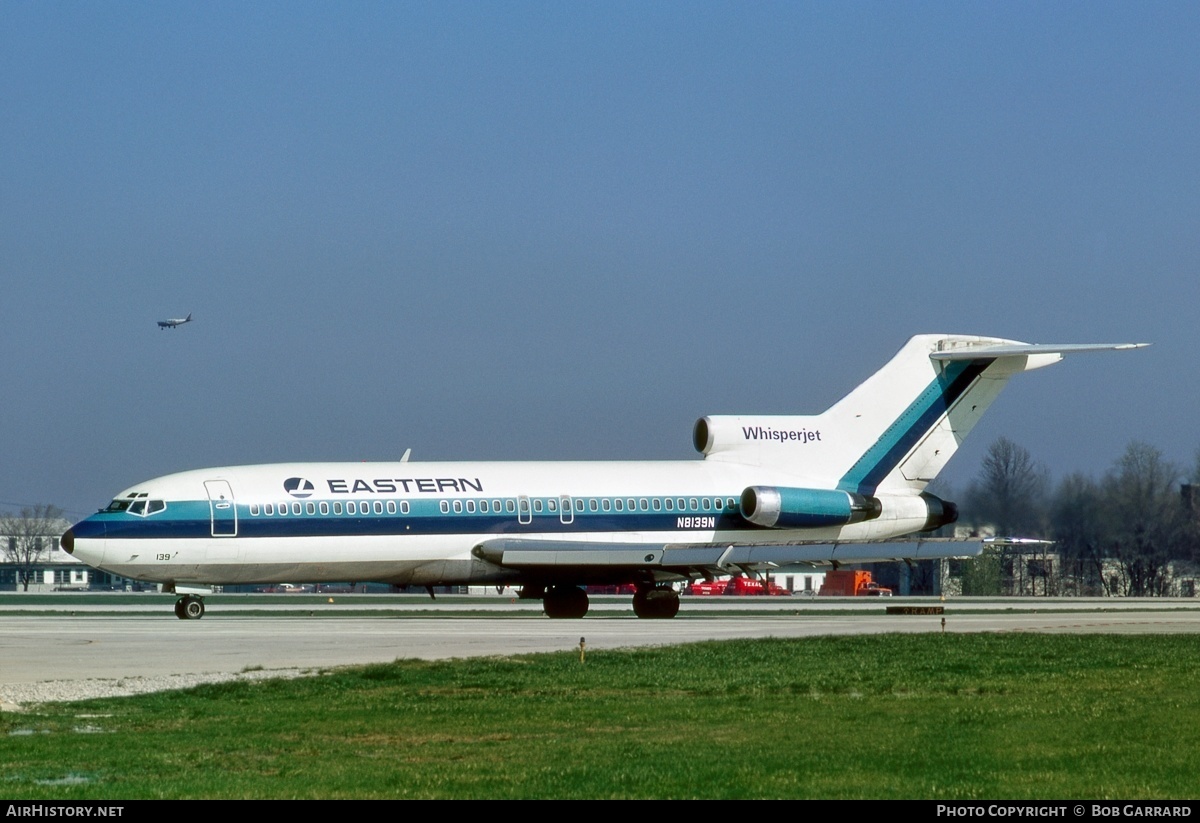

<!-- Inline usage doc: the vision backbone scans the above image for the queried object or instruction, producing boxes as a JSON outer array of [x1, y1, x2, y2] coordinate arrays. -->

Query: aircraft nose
[[61, 519, 107, 567]]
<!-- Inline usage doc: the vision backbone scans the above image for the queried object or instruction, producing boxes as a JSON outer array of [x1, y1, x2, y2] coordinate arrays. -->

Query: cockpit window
[[126, 499, 166, 517], [107, 492, 150, 513]]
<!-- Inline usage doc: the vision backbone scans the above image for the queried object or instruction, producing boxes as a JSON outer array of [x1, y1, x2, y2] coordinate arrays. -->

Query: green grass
[[3, 634, 1199, 799]]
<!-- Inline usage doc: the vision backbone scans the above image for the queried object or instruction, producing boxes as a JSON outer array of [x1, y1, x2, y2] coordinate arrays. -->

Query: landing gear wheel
[[632, 586, 680, 619], [176, 595, 205, 620], [542, 585, 589, 619]]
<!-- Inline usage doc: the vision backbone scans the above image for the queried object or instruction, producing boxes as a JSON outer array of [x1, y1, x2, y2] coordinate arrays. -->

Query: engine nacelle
[[740, 486, 882, 529], [862, 491, 959, 534], [918, 492, 959, 532], [740, 487, 958, 533]]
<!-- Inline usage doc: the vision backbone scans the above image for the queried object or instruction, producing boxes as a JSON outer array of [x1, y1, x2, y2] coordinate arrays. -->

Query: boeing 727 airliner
[[61, 334, 1146, 619]]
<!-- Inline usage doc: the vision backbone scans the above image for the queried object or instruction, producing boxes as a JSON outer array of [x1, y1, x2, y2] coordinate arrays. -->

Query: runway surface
[[4, 596, 1200, 689]]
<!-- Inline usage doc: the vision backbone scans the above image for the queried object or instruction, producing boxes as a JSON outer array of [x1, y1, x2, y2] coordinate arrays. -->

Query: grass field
[[3, 633, 1199, 799]]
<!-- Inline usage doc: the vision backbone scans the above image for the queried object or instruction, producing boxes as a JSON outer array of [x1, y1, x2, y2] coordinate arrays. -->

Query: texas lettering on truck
[[61, 334, 1146, 620]]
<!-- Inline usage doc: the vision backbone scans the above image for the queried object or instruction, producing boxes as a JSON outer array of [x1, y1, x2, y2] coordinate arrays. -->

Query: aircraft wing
[[473, 537, 986, 577]]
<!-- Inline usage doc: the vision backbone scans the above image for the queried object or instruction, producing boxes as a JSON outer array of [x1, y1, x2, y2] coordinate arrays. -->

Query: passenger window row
[[247, 497, 739, 517], [249, 500, 412, 517], [430, 496, 739, 516]]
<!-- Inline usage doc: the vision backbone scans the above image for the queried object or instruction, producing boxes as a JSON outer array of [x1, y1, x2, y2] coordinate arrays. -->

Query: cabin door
[[204, 480, 238, 537]]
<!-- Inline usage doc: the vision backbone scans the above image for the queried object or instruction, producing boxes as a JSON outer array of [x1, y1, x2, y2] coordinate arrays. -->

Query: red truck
[[689, 577, 791, 596], [817, 570, 893, 597]]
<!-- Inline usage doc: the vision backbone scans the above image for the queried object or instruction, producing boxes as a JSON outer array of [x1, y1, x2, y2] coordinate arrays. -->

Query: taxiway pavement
[[4, 597, 1200, 688]]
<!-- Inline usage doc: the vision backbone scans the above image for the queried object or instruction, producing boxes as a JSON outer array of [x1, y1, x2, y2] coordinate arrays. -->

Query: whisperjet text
[[741, 426, 822, 444]]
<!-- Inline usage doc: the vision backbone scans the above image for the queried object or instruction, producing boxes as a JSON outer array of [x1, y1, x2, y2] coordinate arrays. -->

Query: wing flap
[[663, 539, 985, 569], [474, 537, 984, 573], [474, 539, 665, 567]]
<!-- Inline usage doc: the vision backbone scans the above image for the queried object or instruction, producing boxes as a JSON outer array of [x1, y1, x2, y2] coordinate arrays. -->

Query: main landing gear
[[536, 584, 681, 619], [542, 585, 589, 619], [174, 594, 205, 620], [632, 585, 680, 619]]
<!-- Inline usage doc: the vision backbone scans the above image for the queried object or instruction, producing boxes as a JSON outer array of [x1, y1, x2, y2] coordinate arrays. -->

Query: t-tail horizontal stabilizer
[[929, 341, 1149, 361]]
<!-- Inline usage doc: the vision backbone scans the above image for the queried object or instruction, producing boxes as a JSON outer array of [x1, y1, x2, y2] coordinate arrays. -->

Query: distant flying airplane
[[61, 333, 1147, 620], [157, 313, 192, 329]]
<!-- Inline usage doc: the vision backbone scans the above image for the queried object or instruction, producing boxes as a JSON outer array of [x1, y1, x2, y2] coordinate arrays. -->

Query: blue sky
[[2, 1, 1196, 519]]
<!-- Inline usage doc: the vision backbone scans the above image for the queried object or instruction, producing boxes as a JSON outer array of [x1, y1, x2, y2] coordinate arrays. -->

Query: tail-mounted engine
[[740, 486, 881, 529], [918, 492, 959, 532], [739, 486, 957, 533]]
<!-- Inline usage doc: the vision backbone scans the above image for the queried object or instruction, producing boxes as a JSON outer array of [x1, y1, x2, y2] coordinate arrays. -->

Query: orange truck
[[817, 570, 893, 597]]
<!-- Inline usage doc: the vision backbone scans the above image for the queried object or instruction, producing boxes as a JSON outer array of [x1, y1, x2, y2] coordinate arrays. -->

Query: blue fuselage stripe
[[837, 359, 992, 496], [74, 508, 756, 540]]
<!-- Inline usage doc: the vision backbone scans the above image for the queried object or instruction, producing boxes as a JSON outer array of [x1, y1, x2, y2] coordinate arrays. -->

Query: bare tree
[[1097, 442, 1183, 597], [1048, 472, 1105, 595], [965, 437, 1049, 536], [0, 504, 65, 591], [1180, 447, 1200, 563], [964, 437, 1050, 594]]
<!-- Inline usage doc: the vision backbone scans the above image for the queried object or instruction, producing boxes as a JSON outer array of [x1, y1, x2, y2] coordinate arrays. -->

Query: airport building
[[0, 516, 134, 591], [0, 516, 91, 591]]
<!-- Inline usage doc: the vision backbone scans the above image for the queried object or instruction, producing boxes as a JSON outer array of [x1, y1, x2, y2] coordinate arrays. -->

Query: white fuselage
[[65, 459, 937, 587]]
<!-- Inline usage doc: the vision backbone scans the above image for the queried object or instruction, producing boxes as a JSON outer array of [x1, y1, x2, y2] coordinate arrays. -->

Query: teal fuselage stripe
[[837, 359, 993, 496], [72, 499, 758, 540]]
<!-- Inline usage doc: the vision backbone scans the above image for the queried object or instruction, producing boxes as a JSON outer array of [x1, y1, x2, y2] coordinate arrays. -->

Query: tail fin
[[694, 334, 1146, 494]]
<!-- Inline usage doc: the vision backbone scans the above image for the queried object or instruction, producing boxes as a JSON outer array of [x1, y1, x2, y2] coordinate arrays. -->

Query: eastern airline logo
[[284, 477, 315, 498]]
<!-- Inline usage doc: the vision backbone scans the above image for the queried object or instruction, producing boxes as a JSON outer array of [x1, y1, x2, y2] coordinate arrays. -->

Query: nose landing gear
[[174, 595, 205, 620]]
